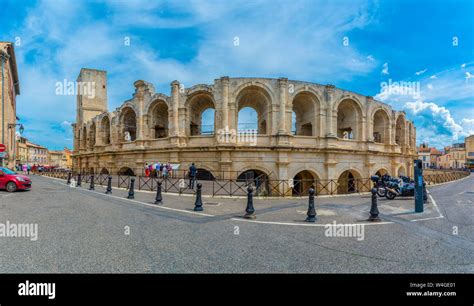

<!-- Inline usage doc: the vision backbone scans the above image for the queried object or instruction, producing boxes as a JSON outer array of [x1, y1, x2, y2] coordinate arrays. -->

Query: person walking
[[162, 163, 169, 179], [188, 162, 197, 189], [27, 164, 31, 175]]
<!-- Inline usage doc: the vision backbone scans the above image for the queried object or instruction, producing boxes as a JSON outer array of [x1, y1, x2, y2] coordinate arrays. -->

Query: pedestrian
[[188, 162, 197, 189], [166, 163, 172, 178], [27, 164, 31, 175], [144, 163, 150, 177], [159, 163, 164, 178], [162, 163, 169, 179]]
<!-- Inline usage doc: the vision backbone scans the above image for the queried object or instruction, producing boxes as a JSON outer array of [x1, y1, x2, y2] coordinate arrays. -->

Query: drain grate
[[204, 202, 220, 206]]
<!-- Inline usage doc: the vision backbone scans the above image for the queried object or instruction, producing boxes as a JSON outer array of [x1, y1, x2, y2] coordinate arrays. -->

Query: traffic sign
[[0, 144, 6, 153]]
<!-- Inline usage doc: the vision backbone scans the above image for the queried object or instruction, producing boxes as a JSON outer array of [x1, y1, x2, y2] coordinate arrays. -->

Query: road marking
[[426, 189, 444, 219], [41, 175, 446, 227], [230, 218, 394, 227]]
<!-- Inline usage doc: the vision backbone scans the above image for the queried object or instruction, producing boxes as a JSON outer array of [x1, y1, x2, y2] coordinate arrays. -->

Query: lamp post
[[1, 48, 10, 167], [8, 123, 24, 167]]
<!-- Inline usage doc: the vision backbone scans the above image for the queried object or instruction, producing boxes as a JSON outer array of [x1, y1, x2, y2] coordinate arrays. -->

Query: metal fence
[[40, 169, 470, 197]]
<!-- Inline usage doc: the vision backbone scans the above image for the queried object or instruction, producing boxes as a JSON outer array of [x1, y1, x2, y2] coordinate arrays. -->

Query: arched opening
[[120, 107, 137, 141], [89, 123, 96, 149], [236, 86, 271, 135], [237, 169, 269, 195], [100, 168, 109, 175], [101, 117, 111, 145], [186, 93, 215, 136], [395, 115, 406, 146], [201, 108, 215, 135], [373, 109, 390, 144], [238, 107, 259, 132], [337, 99, 362, 140], [292, 92, 317, 136], [82, 126, 87, 149], [118, 167, 135, 176], [337, 170, 362, 194], [375, 169, 388, 177], [149, 100, 169, 139], [195, 168, 215, 181], [397, 165, 407, 177], [292, 170, 317, 196]]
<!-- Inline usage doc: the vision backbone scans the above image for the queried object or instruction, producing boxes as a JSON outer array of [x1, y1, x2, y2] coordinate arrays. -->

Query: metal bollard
[[105, 176, 112, 194], [194, 183, 203, 211], [77, 173, 82, 187], [67, 172, 72, 185], [368, 188, 381, 221], [154, 181, 163, 204], [305, 188, 317, 222], [244, 186, 256, 219], [127, 178, 135, 199], [89, 175, 95, 190]]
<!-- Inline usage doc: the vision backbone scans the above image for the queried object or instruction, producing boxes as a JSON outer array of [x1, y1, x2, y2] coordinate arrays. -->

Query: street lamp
[[8, 123, 24, 167]]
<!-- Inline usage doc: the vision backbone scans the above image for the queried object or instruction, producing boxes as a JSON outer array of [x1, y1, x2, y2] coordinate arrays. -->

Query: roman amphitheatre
[[72, 68, 417, 196]]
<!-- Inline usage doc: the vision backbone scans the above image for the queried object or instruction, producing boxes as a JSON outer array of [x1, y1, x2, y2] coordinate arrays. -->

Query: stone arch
[[372, 108, 390, 144], [336, 98, 363, 140], [375, 168, 389, 177], [235, 84, 273, 135], [148, 99, 169, 139], [395, 114, 406, 146], [100, 168, 109, 175], [101, 116, 111, 145], [195, 168, 215, 180], [89, 122, 96, 149], [397, 164, 407, 177], [291, 91, 320, 136], [81, 126, 87, 149], [337, 169, 363, 194], [118, 167, 135, 176], [291, 169, 321, 196], [185, 92, 216, 136], [119, 107, 137, 141]]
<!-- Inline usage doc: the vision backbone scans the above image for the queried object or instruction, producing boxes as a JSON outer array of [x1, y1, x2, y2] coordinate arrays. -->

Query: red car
[[0, 167, 32, 192]]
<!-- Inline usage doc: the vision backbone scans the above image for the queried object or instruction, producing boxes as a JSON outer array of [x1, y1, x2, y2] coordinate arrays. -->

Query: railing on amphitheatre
[[39, 169, 470, 197]]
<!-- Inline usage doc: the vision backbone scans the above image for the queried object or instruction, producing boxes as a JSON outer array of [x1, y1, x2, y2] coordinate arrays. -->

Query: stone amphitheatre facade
[[72, 68, 417, 194]]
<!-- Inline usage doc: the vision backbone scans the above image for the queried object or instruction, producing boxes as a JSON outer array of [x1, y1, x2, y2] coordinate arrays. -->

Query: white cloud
[[415, 69, 427, 75], [381, 62, 389, 75]]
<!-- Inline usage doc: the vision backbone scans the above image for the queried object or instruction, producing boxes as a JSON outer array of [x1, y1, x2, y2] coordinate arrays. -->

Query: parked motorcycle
[[385, 178, 415, 200]]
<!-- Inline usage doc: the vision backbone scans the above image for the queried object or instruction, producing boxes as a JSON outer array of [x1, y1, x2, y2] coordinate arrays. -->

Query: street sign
[[0, 144, 5, 153]]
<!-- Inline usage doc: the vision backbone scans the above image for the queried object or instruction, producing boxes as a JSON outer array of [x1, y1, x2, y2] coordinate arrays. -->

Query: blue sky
[[0, 0, 473, 149]]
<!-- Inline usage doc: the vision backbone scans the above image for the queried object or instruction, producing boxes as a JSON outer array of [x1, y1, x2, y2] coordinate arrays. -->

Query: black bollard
[[244, 186, 256, 219], [89, 175, 95, 190], [127, 178, 135, 199], [77, 173, 82, 187], [422, 182, 428, 204], [67, 172, 72, 185], [105, 176, 112, 194], [305, 188, 317, 222], [194, 183, 203, 211], [368, 188, 381, 221], [154, 181, 163, 204]]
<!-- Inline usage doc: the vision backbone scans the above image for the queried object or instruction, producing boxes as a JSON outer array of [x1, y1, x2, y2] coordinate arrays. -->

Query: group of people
[[144, 162, 174, 179], [14, 163, 43, 175], [143, 162, 197, 189]]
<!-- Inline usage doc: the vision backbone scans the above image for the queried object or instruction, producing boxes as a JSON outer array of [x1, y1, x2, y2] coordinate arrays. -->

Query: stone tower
[[74, 68, 108, 152], [75, 68, 108, 125]]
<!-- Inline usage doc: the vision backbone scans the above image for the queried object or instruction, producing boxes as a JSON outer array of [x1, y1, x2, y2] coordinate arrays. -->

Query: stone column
[[171, 81, 180, 137], [278, 78, 288, 134], [325, 85, 336, 137], [221, 76, 229, 130]]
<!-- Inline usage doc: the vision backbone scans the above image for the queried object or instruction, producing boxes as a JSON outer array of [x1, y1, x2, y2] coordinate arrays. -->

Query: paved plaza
[[0, 174, 472, 273]]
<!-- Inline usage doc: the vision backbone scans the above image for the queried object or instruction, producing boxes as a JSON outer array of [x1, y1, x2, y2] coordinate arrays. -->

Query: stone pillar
[[171, 80, 180, 137], [278, 78, 288, 134], [221, 76, 229, 130], [325, 85, 336, 137]]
